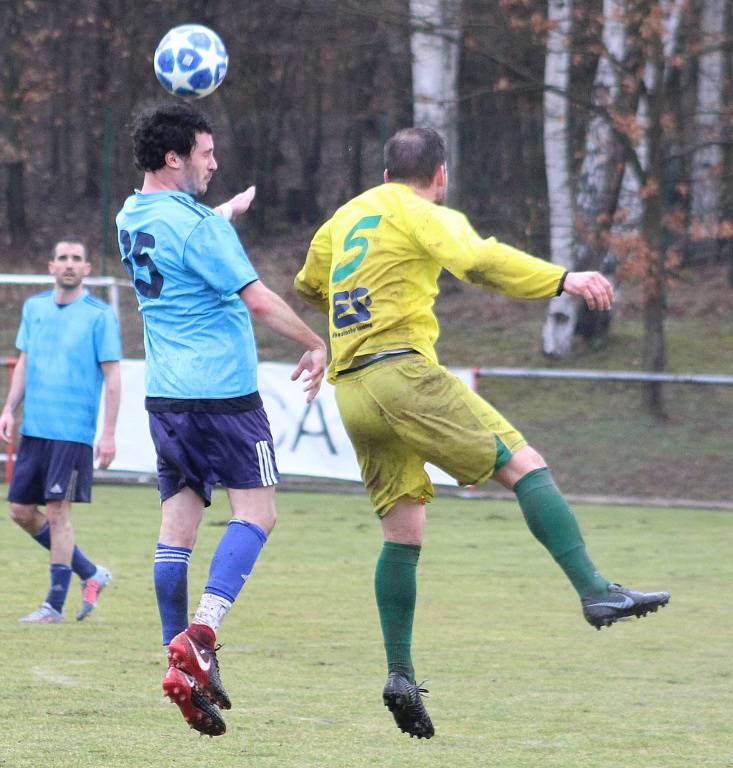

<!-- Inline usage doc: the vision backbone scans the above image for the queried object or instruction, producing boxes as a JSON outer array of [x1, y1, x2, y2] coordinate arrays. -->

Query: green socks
[[514, 467, 609, 598], [374, 541, 420, 682]]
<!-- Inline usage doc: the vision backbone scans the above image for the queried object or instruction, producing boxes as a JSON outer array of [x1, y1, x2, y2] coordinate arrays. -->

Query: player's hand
[[0, 410, 14, 443], [291, 344, 327, 402], [95, 434, 116, 470], [229, 186, 256, 218], [563, 271, 614, 311]]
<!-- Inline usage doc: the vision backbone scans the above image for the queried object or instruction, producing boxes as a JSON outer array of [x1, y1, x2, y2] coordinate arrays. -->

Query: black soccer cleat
[[382, 671, 434, 739], [582, 583, 670, 629], [205, 645, 231, 710]]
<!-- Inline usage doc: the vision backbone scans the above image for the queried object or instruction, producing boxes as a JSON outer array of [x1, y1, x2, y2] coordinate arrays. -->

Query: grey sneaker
[[582, 583, 670, 629], [19, 602, 65, 624], [76, 565, 112, 621]]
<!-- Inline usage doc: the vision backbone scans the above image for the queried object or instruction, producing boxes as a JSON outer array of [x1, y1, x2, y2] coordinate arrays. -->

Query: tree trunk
[[6, 161, 26, 240], [541, 0, 576, 357], [2, 2, 27, 241], [639, 4, 667, 419], [690, 0, 726, 263], [410, 0, 461, 201]]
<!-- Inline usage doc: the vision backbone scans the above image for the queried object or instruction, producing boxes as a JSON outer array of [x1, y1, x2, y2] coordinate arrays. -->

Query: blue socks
[[33, 522, 97, 581], [205, 519, 267, 602], [46, 564, 72, 613], [154, 522, 267, 645], [154, 544, 192, 645]]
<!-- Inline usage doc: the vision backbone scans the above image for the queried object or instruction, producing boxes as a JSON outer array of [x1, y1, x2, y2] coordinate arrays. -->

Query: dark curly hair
[[384, 127, 446, 187], [132, 104, 213, 172]]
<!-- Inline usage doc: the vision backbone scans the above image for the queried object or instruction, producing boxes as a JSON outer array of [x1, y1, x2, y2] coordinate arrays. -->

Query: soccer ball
[[154, 24, 228, 99]]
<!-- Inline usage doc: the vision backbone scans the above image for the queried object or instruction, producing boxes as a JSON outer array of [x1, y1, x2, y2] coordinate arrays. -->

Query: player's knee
[[45, 502, 70, 526], [256, 506, 277, 535], [9, 503, 34, 527], [517, 445, 546, 468], [493, 444, 547, 489]]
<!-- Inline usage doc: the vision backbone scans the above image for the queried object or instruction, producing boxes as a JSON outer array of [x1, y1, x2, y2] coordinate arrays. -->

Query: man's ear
[[165, 149, 181, 169], [434, 164, 446, 187]]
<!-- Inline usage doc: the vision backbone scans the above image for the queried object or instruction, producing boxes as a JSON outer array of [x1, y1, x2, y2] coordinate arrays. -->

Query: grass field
[[1, 485, 730, 768]]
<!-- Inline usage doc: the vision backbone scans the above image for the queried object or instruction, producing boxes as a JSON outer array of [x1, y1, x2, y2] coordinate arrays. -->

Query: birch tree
[[541, 0, 576, 357], [690, 0, 726, 261], [410, 0, 462, 200], [542, 0, 638, 355]]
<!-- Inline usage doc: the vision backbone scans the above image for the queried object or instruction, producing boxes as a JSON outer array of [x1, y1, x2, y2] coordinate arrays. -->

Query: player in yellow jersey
[[295, 127, 670, 739]]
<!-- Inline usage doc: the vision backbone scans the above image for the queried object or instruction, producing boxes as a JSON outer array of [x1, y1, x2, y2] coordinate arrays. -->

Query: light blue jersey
[[17, 290, 122, 446], [115, 191, 259, 399]]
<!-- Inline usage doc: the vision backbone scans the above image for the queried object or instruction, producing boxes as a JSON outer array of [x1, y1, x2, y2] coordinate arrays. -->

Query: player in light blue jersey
[[0, 238, 121, 623], [116, 103, 327, 736]]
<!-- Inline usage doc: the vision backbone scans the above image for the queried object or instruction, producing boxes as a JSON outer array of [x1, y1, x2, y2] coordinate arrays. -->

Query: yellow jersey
[[294, 183, 566, 381]]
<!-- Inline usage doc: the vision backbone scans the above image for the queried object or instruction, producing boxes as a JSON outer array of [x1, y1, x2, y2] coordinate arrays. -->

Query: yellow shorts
[[334, 354, 526, 517]]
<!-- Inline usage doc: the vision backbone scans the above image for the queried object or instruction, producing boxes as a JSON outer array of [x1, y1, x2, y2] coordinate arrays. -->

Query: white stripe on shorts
[[255, 440, 276, 486]]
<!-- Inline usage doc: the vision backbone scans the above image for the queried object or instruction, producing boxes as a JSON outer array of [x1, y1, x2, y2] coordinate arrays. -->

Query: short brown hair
[[384, 127, 446, 186], [53, 238, 88, 261]]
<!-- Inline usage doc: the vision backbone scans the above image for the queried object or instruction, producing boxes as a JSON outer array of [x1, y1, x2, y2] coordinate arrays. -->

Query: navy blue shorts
[[148, 407, 279, 507], [7, 436, 93, 505]]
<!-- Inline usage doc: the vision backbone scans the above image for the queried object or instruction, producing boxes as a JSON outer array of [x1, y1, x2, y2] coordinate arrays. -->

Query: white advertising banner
[[105, 359, 474, 487]]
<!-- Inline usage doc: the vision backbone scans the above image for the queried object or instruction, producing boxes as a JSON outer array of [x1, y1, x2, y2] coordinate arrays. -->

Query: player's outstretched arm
[[0, 352, 27, 443], [563, 271, 614, 311], [214, 186, 256, 221], [240, 280, 327, 402]]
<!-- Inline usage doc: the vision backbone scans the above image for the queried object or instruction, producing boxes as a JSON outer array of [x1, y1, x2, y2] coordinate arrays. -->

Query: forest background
[[0, 0, 731, 501]]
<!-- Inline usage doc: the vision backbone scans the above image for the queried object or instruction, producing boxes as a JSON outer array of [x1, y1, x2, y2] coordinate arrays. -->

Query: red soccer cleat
[[167, 624, 231, 709], [162, 666, 226, 736]]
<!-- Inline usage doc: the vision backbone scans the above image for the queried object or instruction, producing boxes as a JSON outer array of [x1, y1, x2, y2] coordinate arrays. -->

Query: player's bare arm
[[563, 271, 614, 311], [240, 280, 327, 402], [214, 185, 256, 221], [0, 352, 27, 443], [95, 360, 121, 469]]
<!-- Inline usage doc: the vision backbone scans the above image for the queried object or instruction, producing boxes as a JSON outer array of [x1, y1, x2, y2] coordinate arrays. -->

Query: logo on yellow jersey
[[331, 215, 382, 330], [331, 215, 382, 283]]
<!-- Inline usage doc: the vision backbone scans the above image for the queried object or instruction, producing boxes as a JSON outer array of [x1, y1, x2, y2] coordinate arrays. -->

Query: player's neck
[[410, 184, 437, 202], [54, 284, 84, 305], [140, 170, 188, 195]]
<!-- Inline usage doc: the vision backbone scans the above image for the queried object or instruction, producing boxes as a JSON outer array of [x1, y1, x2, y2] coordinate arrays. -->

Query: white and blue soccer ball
[[154, 24, 228, 99]]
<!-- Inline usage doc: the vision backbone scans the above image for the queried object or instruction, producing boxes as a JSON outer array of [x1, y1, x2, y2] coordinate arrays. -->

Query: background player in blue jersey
[[116, 103, 327, 736], [0, 238, 121, 623]]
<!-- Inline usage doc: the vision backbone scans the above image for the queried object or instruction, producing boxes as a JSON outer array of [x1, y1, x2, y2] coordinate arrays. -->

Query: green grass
[[1, 486, 731, 767]]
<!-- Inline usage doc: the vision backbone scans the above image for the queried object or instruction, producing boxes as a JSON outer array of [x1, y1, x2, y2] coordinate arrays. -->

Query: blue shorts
[[148, 408, 279, 507], [7, 436, 93, 505]]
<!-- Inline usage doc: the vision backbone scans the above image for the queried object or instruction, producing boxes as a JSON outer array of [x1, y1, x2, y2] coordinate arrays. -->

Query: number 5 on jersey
[[120, 229, 164, 300], [331, 215, 381, 329]]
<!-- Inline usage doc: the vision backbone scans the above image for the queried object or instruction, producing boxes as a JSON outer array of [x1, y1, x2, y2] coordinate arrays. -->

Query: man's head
[[49, 238, 90, 292], [132, 104, 217, 196], [384, 127, 448, 203]]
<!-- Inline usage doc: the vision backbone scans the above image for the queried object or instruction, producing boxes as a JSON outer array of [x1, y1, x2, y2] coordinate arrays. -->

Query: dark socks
[[154, 543, 192, 645], [205, 519, 267, 602], [33, 522, 96, 581], [374, 541, 421, 682], [514, 467, 609, 598], [46, 564, 72, 612]]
